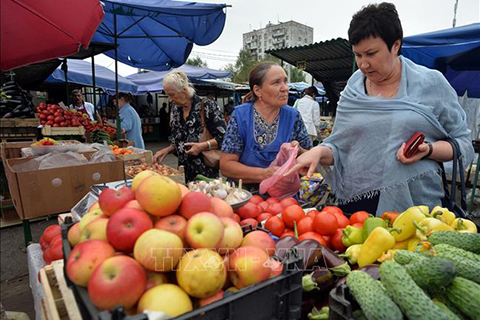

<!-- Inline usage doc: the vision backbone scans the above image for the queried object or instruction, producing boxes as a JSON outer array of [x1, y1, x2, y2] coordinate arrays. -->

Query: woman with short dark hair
[[220, 62, 311, 191], [286, 2, 473, 215]]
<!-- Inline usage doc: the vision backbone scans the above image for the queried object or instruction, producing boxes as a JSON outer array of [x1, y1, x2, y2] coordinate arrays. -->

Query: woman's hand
[[396, 142, 430, 164], [284, 146, 324, 177], [263, 166, 281, 180], [184, 142, 206, 156], [153, 148, 171, 163], [290, 140, 308, 155]]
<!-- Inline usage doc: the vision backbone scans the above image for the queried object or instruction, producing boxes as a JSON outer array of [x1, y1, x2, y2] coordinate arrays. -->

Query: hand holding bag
[[439, 138, 467, 218], [199, 100, 221, 169]]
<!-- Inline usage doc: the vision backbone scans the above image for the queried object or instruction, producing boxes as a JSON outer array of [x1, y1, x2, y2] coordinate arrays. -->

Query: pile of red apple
[[39, 225, 63, 264], [63, 170, 282, 318]]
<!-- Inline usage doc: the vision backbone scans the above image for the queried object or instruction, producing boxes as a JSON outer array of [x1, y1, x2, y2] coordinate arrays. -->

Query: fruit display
[[61, 170, 285, 318], [0, 81, 35, 118], [125, 163, 180, 178], [31, 137, 58, 146]]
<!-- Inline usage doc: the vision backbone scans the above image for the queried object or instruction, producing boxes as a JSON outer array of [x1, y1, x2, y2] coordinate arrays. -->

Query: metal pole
[[62, 59, 70, 105], [114, 13, 122, 141], [92, 52, 97, 114]]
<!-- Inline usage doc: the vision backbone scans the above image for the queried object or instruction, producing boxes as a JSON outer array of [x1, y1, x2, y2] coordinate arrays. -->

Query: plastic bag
[[259, 143, 301, 199]]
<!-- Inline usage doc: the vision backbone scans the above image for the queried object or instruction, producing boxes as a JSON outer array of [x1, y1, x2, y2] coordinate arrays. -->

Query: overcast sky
[[93, 0, 479, 76]]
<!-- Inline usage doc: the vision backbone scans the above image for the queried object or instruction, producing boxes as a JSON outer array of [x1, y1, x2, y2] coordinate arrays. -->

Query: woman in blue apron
[[220, 62, 312, 192]]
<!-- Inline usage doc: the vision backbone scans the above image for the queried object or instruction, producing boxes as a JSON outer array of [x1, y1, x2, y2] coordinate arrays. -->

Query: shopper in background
[[69, 89, 95, 120], [286, 2, 473, 215], [112, 92, 145, 149], [153, 71, 227, 182], [297, 86, 321, 143], [220, 62, 311, 191]]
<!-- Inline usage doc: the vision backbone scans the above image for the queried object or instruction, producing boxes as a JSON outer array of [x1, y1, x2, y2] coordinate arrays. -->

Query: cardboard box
[[4, 155, 125, 220]]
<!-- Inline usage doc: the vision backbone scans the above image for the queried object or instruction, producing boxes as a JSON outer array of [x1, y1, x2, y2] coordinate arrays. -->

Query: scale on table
[[71, 179, 133, 221]]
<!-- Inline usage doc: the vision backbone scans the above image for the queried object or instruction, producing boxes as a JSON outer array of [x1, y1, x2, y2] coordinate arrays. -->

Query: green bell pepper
[[362, 217, 387, 239], [342, 225, 364, 247]]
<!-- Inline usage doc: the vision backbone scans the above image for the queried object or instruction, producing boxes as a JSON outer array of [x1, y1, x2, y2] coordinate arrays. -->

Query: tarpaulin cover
[[92, 0, 227, 71], [45, 59, 138, 94], [126, 65, 231, 93], [0, 0, 104, 71], [402, 23, 480, 98]]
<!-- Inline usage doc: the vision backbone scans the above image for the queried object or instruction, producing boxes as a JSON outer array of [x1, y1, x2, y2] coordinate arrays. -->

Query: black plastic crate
[[61, 221, 303, 320], [328, 284, 357, 320]]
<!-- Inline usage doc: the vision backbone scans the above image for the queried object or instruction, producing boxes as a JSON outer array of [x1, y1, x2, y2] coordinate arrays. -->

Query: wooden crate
[[116, 150, 153, 164], [40, 260, 82, 320], [0, 118, 40, 127], [42, 126, 85, 136]]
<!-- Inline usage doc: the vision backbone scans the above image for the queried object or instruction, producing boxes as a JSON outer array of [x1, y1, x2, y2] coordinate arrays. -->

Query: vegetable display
[[0, 81, 35, 118]]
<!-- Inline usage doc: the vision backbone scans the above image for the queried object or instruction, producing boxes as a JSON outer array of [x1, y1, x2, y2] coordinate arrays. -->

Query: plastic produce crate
[[61, 222, 303, 320], [328, 284, 357, 320]]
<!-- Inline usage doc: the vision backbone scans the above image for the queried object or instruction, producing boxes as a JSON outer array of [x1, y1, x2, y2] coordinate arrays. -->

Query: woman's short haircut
[[304, 86, 319, 97], [163, 71, 196, 98], [117, 92, 132, 102], [248, 61, 279, 101], [348, 2, 403, 55]]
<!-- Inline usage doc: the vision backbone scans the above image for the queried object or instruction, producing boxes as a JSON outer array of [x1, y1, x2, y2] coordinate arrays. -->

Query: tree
[[224, 49, 257, 83], [186, 56, 208, 68], [289, 67, 306, 82]]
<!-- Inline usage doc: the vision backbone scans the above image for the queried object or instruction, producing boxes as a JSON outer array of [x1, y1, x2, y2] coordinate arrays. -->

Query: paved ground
[[1, 141, 479, 319]]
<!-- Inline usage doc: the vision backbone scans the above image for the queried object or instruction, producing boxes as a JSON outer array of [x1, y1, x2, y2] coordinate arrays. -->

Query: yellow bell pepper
[[407, 237, 422, 251], [414, 218, 454, 240], [357, 227, 399, 267], [451, 218, 478, 233], [418, 205, 430, 216], [338, 244, 363, 265], [393, 238, 410, 250], [391, 206, 427, 241], [430, 206, 456, 225]]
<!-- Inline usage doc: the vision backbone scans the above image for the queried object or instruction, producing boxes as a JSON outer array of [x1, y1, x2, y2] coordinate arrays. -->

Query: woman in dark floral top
[[153, 71, 226, 182], [221, 62, 311, 191]]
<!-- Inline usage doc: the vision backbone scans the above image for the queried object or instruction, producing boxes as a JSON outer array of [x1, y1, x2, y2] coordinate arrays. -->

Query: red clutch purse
[[404, 132, 425, 158]]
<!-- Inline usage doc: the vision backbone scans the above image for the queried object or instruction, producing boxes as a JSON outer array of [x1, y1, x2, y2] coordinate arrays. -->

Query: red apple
[[107, 208, 153, 253], [210, 197, 234, 218], [154, 215, 187, 243], [124, 200, 144, 211], [178, 191, 212, 220], [241, 230, 275, 256], [228, 246, 271, 289], [185, 212, 224, 249], [198, 290, 224, 307], [217, 217, 243, 255], [98, 187, 135, 216], [66, 240, 115, 286], [240, 218, 258, 228], [88, 255, 147, 310]]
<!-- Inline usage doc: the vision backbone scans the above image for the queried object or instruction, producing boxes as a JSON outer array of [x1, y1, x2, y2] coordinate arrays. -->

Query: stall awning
[[91, 0, 228, 71], [126, 65, 231, 94], [45, 59, 138, 94]]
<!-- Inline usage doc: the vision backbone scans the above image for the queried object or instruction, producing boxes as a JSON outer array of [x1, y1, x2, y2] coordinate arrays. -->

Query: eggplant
[[2, 112, 14, 118], [275, 236, 299, 261], [293, 239, 323, 269], [358, 264, 380, 280], [302, 266, 334, 292], [321, 246, 351, 276]]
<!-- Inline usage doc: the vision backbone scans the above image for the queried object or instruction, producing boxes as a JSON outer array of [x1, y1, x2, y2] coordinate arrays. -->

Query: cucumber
[[434, 244, 480, 284], [432, 300, 463, 320], [393, 250, 427, 265], [404, 257, 456, 291], [434, 243, 480, 264], [447, 277, 480, 320], [379, 261, 449, 320], [428, 231, 480, 253], [346, 271, 403, 320]]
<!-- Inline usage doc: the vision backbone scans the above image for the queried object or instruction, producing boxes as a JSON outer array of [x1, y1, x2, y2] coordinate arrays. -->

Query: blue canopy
[[402, 23, 480, 97], [126, 65, 231, 93], [45, 59, 138, 94], [91, 0, 228, 71]]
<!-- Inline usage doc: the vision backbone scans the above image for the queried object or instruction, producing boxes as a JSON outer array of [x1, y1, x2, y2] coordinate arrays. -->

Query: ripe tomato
[[249, 195, 264, 205], [42, 225, 61, 244], [350, 211, 371, 225], [312, 212, 338, 236], [258, 201, 269, 212], [335, 214, 350, 229], [321, 206, 344, 216], [298, 232, 327, 247], [280, 197, 298, 208], [306, 210, 319, 220], [282, 205, 305, 229], [237, 202, 261, 219], [265, 216, 285, 237], [351, 222, 363, 229], [240, 218, 258, 228], [49, 240, 63, 261], [265, 197, 279, 205], [323, 235, 331, 248], [266, 202, 283, 215], [297, 216, 313, 235], [280, 230, 295, 238], [257, 212, 273, 222], [330, 228, 346, 253]]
